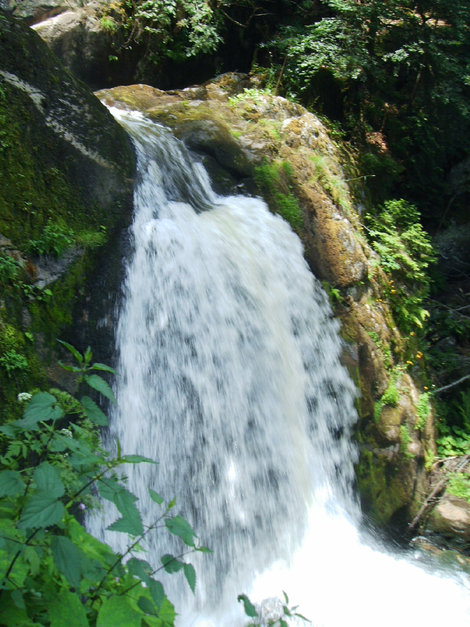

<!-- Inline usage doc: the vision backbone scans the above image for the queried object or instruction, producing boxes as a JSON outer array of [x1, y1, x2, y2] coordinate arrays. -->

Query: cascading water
[[89, 109, 470, 626]]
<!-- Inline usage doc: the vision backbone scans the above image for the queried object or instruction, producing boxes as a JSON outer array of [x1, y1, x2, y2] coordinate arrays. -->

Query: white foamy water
[[89, 110, 470, 626]]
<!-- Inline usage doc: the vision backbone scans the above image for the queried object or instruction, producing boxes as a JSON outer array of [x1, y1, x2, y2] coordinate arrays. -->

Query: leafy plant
[[0, 349, 28, 378], [28, 221, 75, 259], [366, 199, 436, 333], [415, 392, 431, 431], [0, 254, 21, 286], [0, 343, 208, 625], [374, 371, 400, 423], [400, 424, 415, 459]]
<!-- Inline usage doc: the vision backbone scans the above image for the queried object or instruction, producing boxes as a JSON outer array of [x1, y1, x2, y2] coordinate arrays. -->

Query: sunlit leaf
[[48, 589, 88, 627], [96, 596, 142, 627]]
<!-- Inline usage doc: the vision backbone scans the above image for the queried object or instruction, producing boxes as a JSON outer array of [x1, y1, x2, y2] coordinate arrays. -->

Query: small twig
[[433, 374, 470, 395]]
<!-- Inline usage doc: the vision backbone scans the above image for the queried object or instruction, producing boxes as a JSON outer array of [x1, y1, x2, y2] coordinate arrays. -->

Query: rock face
[[0, 9, 134, 245], [32, 2, 123, 88], [96, 74, 435, 527], [0, 10, 135, 407], [429, 494, 470, 543]]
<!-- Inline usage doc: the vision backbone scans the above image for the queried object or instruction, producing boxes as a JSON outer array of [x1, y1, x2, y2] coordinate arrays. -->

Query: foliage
[[447, 472, 470, 503], [0, 344, 207, 625], [309, 153, 351, 211], [374, 371, 400, 423], [366, 199, 436, 333], [436, 390, 470, 458], [415, 392, 431, 431], [263, 0, 470, 218], [0, 349, 28, 378], [254, 160, 303, 230], [0, 255, 21, 286], [28, 221, 75, 259]]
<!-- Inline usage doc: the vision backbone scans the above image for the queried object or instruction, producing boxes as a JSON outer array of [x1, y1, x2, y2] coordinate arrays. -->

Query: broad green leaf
[[80, 395, 108, 426], [196, 546, 212, 553], [148, 580, 165, 608], [90, 362, 116, 374], [165, 515, 196, 547], [137, 595, 157, 616], [97, 596, 142, 627], [19, 493, 65, 529], [237, 594, 258, 618], [84, 375, 116, 403], [158, 597, 176, 624], [18, 392, 63, 428], [0, 470, 25, 497], [34, 463, 64, 497], [107, 489, 143, 536], [149, 488, 164, 505], [161, 554, 184, 574], [127, 557, 152, 585], [11, 589, 25, 609], [57, 339, 83, 364], [121, 454, 156, 464], [48, 589, 88, 627], [51, 536, 83, 589], [183, 562, 196, 593]]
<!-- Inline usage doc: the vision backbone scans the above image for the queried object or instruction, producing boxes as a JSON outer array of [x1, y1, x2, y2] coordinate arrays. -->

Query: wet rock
[[428, 494, 470, 543]]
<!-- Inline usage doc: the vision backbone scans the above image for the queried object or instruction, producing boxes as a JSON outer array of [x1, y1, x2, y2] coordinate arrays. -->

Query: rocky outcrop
[[96, 74, 435, 527], [32, 1, 123, 88], [0, 10, 135, 407]]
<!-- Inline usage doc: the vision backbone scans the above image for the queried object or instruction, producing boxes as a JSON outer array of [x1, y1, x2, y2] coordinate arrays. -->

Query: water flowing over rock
[[87, 104, 470, 627], [96, 75, 435, 528]]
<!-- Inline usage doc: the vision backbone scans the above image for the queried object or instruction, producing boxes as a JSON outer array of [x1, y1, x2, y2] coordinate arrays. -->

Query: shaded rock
[[32, 2, 120, 88], [428, 494, 470, 543]]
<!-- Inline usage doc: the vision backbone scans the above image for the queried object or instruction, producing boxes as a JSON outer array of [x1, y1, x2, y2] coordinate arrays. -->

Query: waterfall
[[89, 110, 470, 626]]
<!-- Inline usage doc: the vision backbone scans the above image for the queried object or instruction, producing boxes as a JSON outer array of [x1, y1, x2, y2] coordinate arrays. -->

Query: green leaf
[[137, 595, 157, 616], [18, 392, 63, 428], [183, 562, 196, 593], [84, 375, 116, 403], [97, 596, 142, 627], [149, 488, 164, 505], [127, 557, 152, 585], [165, 515, 196, 547], [107, 490, 143, 536], [121, 454, 156, 464], [19, 494, 65, 529], [0, 470, 25, 497], [84, 346, 93, 365], [157, 597, 176, 624], [196, 545, 212, 553], [57, 339, 83, 364], [58, 362, 82, 373], [23, 546, 41, 576], [34, 463, 65, 497], [237, 594, 258, 618], [51, 536, 83, 589], [80, 395, 108, 426], [90, 362, 116, 374], [161, 554, 184, 574], [49, 590, 89, 627], [148, 580, 165, 608]]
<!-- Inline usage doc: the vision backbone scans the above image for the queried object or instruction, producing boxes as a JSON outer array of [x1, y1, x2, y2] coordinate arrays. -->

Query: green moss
[[400, 424, 415, 458], [254, 160, 304, 230]]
